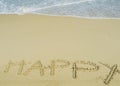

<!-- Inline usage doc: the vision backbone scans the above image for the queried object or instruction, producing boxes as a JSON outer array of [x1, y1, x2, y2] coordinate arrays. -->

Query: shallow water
[[0, 0, 120, 18]]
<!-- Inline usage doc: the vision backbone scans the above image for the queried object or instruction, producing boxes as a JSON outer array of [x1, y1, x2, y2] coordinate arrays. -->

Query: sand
[[0, 14, 120, 86]]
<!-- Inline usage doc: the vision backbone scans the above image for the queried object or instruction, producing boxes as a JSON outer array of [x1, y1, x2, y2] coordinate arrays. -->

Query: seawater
[[0, 0, 120, 18]]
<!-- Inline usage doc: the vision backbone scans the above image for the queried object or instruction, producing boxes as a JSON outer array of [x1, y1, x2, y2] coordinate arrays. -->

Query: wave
[[0, 0, 94, 13], [0, 0, 120, 19], [28, 0, 95, 12]]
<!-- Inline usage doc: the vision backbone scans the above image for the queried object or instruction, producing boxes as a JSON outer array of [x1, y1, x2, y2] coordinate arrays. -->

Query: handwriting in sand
[[1, 59, 120, 85]]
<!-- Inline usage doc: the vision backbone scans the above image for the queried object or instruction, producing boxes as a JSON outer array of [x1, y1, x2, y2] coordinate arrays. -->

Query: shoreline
[[0, 13, 120, 20]]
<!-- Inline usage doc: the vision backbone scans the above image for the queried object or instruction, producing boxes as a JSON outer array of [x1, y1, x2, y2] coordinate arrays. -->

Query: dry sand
[[0, 14, 120, 86]]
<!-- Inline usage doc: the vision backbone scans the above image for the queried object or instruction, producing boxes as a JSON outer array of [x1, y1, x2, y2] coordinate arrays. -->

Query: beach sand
[[0, 14, 120, 86]]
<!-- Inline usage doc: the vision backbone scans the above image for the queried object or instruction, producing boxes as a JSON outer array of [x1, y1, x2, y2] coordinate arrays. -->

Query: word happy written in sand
[[1, 59, 120, 85]]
